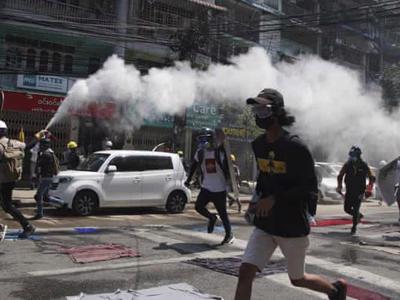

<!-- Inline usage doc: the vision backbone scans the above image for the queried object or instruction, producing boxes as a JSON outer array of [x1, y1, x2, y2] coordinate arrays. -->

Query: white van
[[48, 150, 190, 216]]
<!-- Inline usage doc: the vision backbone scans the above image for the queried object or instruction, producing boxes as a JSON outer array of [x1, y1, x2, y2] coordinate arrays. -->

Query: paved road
[[0, 189, 399, 300]]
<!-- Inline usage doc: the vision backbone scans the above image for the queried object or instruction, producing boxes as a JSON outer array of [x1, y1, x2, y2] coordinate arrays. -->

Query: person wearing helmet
[[103, 140, 113, 151], [34, 138, 59, 219], [235, 89, 347, 300], [337, 146, 375, 235], [0, 120, 35, 238], [62, 141, 80, 170], [185, 127, 234, 245]]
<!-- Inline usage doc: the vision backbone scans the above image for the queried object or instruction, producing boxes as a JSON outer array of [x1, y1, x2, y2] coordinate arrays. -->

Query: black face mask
[[255, 116, 276, 129]]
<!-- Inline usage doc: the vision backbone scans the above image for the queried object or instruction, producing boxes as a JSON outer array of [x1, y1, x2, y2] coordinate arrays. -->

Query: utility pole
[[114, 0, 129, 59], [170, 19, 209, 153]]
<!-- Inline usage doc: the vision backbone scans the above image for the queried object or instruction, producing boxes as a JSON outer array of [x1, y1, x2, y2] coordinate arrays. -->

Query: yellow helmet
[[67, 141, 78, 149], [177, 150, 184, 157], [230, 154, 236, 162]]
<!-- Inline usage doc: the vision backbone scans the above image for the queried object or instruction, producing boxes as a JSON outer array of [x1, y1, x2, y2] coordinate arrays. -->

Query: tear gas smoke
[[47, 47, 400, 165]]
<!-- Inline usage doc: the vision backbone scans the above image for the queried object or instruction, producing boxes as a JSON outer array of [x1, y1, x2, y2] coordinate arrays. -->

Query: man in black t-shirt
[[234, 89, 347, 300], [337, 146, 375, 234]]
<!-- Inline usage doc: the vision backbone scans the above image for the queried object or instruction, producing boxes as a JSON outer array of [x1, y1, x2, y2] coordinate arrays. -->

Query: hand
[[35, 129, 49, 140], [256, 196, 275, 218], [336, 186, 342, 194]]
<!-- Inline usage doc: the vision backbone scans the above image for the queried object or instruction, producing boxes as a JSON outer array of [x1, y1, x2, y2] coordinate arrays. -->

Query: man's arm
[[185, 151, 199, 185], [336, 164, 347, 193]]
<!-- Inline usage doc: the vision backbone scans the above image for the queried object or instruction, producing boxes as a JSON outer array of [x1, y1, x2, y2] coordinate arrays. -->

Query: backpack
[[0, 139, 25, 181], [50, 151, 60, 175]]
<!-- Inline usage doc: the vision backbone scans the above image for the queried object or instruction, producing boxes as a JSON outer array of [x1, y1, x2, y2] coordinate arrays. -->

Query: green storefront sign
[[143, 103, 222, 129], [186, 103, 221, 129]]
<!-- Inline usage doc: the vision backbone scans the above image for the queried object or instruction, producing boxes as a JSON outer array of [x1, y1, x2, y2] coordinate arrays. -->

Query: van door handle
[[165, 175, 173, 181], [133, 177, 141, 183]]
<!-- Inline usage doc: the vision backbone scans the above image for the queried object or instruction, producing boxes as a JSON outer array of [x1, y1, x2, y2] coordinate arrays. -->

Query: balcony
[[2, 0, 116, 25]]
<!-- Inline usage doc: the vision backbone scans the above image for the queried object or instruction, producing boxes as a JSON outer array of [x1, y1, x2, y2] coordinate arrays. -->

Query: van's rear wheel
[[72, 191, 98, 216], [166, 191, 187, 213]]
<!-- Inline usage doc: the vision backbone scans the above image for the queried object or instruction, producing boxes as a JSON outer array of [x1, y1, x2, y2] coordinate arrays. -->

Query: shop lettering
[[192, 104, 217, 115], [223, 127, 246, 138], [38, 76, 63, 85], [37, 98, 62, 106], [23, 75, 36, 87]]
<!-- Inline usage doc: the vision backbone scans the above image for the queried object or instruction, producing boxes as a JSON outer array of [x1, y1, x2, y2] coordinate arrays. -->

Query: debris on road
[[59, 243, 140, 263], [186, 256, 287, 277], [66, 283, 223, 300]]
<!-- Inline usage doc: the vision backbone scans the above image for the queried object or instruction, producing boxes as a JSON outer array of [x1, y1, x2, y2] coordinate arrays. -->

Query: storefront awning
[[188, 0, 227, 11]]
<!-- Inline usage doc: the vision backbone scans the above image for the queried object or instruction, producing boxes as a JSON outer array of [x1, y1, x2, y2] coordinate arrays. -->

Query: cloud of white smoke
[[47, 47, 400, 165]]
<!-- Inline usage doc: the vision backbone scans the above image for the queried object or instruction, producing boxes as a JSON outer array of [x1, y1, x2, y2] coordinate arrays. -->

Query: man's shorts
[[242, 227, 309, 280]]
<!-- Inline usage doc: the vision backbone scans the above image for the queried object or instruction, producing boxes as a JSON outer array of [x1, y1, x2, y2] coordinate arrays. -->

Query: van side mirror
[[106, 165, 117, 173]]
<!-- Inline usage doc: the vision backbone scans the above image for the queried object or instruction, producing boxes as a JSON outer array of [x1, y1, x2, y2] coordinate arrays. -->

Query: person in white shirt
[[185, 128, 234, 245]]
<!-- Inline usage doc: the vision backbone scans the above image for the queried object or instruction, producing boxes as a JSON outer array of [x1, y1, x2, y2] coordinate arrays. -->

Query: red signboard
[[1, 90, 116, 119], [2, 90, 63, 113]]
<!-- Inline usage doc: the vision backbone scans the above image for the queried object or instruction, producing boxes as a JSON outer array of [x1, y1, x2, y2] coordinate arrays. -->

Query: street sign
[[186, 103, 221, 129]]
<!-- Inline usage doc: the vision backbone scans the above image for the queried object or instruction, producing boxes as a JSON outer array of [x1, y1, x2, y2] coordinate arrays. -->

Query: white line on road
[[166, 226, 400, 295]]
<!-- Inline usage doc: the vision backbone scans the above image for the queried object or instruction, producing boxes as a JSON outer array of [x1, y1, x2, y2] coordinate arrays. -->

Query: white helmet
[[0, 120, 7, 129], [105, 141, 113, 147]]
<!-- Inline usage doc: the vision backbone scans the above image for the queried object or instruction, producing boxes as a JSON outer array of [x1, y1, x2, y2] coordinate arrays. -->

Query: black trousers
[[0, 182, 30, 230], [195, 188, 231, 235], [344, 190, 363, 227]]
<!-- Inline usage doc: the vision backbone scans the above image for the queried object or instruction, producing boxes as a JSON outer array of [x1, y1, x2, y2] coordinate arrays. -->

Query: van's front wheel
[[166, 191, 187, 213], [72, 190, 99, 216]]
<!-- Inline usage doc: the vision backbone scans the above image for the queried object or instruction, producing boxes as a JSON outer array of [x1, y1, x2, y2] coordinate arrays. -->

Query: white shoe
[[0, 224, 7, 242], [307, 214, 317, 226]]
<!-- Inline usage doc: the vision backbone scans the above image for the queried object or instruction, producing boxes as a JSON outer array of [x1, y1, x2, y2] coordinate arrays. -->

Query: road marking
[[166, 227, 400, 295], [28, 250, 243, 277]]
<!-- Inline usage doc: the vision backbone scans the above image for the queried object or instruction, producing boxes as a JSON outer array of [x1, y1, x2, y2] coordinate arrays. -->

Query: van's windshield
[[76, 153, 110, 172]]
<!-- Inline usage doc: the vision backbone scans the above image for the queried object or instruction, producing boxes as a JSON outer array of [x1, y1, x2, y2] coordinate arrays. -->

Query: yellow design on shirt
[[257, 158, 287, 174]]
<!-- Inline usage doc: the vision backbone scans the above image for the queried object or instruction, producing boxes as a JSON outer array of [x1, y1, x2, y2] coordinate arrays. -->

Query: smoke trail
[[47, 47, 400, 164]]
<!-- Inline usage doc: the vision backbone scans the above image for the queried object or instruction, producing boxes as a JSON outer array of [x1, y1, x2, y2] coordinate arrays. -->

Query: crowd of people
[[2, 87, 400, 299]]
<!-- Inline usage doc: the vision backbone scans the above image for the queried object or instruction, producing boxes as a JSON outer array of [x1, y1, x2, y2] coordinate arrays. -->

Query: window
[[77, 153, 110, 172], [142, 156, 173, 171], [109, 156, 142, 172], [125, 156, 143, 172], [52, 52, 61, 73], [39, 50, 49, 72], [108, 157, 125, 171], [26, 48, 36, 71], [88, 57, 100, 74], [5, 47, 23, 69], [64, 54, 73, 73]]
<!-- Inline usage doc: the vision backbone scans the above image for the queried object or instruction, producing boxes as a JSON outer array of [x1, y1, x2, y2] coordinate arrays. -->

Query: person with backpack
[[0, 120, 35, 238], [234, 89, 347, 300], [336, 146, 375, 234], [33, 138, 60, 220], [185, 127, 235, 245]]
